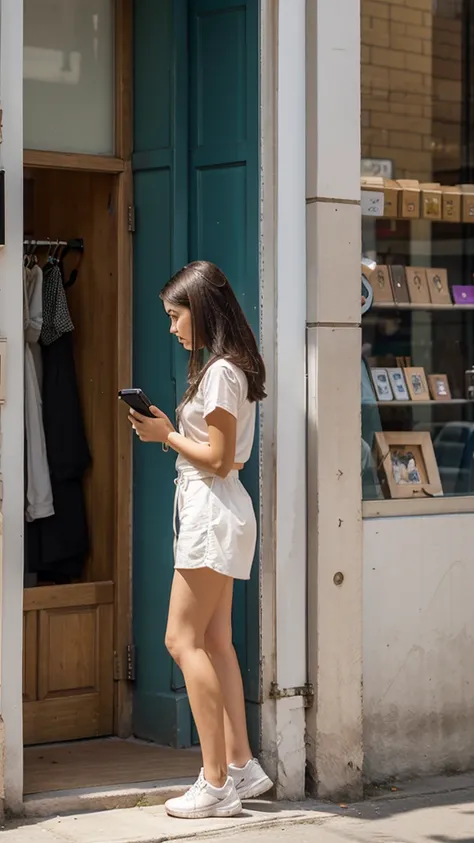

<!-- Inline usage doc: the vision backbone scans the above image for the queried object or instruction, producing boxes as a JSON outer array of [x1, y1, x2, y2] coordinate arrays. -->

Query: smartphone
[[118, 388, 154, 418]]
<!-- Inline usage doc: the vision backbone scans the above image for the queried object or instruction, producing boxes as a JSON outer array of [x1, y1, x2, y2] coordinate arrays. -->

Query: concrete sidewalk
[[2, 773, 474, 843]]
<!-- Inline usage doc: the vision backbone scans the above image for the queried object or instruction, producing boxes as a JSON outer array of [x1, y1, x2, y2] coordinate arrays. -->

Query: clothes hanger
[[60, 238, 84, 289]]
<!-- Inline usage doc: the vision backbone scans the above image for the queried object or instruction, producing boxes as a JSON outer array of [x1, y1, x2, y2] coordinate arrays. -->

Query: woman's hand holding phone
[[129, 405, 175, 444]]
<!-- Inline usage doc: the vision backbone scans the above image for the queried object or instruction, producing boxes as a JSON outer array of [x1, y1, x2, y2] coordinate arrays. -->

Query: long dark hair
[[160, 261, 266, 408]]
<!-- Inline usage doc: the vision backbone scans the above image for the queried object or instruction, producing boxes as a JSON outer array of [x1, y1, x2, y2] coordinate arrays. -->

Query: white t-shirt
[[177, 358, 256, 469]]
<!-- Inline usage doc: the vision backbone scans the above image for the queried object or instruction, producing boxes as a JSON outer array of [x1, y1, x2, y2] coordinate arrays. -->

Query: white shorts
[[173, 463, 257, 580]]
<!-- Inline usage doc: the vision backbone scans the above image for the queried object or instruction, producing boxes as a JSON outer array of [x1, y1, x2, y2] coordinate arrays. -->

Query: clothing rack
[[24, 239, 67, 247], [23, 238, 84, 288]]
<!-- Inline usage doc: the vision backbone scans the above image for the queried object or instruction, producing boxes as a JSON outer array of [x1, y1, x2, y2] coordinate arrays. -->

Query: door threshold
[[24, 777, 194, 818]]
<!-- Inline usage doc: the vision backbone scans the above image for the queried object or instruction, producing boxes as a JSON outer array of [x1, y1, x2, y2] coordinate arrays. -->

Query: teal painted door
[[132, 0, 260, 749]]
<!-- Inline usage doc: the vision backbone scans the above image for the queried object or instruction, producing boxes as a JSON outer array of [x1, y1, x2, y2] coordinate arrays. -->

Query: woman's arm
[[129, 406, 237, 478], [168, 408, 237, 478]]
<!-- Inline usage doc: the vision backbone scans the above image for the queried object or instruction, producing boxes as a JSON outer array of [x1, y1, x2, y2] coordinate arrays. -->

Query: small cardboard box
[[397, 180, 420, 219], [460, 184, 474, 223], [420, 183, 442, 220], [442, 186, 462, 223]]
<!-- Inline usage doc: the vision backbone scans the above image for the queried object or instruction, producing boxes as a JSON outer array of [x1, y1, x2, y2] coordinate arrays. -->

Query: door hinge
[[128, 205, 136, 232], [114, 645, 136, 682], [126, 644, 136, 681], [269, 682, 314, 709]]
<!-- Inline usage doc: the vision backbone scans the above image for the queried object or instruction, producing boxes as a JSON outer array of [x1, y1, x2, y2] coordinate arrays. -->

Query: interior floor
[[24, 738, 202, 795]]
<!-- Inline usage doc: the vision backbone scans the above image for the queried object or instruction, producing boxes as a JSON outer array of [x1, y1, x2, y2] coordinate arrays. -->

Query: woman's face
[[163, 300, 193, 350]]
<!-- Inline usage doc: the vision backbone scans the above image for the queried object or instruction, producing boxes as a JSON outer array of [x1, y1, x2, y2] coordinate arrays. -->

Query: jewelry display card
[[426, 268, 452, 305], [405, 267, 430, 304], [389, 265, 410, 304], [370, 266, 395, 304]]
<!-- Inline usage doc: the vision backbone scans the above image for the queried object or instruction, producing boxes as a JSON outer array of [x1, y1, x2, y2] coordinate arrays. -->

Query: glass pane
[[361, 0, 474, 503], [24, 0, 115, 155]]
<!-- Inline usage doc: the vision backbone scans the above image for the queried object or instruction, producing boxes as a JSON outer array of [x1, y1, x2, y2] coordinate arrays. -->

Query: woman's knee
[[165, 630, 181, 663], [205, 625, 233, 659], [165, 628, 204, 664]]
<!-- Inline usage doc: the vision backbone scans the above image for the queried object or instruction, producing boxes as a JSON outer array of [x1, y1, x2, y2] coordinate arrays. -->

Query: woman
[[129, 261, 273, 819]]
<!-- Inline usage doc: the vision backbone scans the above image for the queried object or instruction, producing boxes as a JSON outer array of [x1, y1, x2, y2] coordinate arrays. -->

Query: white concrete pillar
[[305, 0, 364, 800], [0, 0, 25, 813], [259, 0, 307, 800]]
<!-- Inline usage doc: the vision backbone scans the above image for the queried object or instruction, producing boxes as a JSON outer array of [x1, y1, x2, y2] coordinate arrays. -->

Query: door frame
[[21, 0, 134, 742]]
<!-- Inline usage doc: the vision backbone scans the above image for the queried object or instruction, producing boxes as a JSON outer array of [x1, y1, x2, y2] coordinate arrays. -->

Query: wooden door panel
[[38, 607, 98, 698], [23, 583, 114, 746], [23, 611, 38, 704]]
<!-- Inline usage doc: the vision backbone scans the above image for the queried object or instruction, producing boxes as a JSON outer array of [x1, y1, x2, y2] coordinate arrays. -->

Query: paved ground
[[2, 773, 474, 842]]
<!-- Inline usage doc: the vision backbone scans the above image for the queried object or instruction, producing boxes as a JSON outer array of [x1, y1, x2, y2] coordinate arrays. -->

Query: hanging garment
[[23, 264, 54, 522], [24, 263, 44, 384], [41, 261, 74, 346], [27, 478, 89, 581], [42, 332, 91, 481], [27, 331, 91, 579]]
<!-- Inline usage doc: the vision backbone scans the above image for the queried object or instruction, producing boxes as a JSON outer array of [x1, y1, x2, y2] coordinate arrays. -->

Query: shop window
[[361, 0, 474, 509], [23, 0, 115, 155]]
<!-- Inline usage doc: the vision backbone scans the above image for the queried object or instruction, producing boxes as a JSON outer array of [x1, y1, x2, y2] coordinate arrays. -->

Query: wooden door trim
[[22, 0, 134, 745], [24, 582, 114, 612], [115, 0, 133, 161], [114, 160, 133, 737], [23, 150, 125, 173], [113, 0, 134, 739]]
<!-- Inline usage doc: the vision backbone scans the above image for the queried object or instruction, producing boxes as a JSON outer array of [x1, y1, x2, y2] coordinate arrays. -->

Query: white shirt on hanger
[[24, 263, 54, 522]]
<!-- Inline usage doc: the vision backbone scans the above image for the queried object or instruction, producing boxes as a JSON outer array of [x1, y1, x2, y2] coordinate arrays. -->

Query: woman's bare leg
[[205, 577, 252, 768], [165, 568, 228, 788]]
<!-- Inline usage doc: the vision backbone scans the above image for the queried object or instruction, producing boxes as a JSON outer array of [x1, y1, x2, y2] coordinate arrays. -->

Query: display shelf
[[363, 496, 474, 519], [370, 302, 474, 312], [376, 399, 474, 406], [361, 212, 472, 223]]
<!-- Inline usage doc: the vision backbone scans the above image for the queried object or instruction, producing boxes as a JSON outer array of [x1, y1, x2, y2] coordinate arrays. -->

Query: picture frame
[[428, 374, 452, 401], [386, 367, 410, 401], [370, 368, 393, 401], [404, 366, 430, 401], [373, 431, 443, 500]]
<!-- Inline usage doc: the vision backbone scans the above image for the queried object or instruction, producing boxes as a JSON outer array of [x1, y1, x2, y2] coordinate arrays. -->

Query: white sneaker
[[165, 769, 242, 819], [229, 758, 273, 800]]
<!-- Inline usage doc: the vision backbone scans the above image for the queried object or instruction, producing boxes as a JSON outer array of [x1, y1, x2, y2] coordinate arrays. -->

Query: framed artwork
[[374, 431, 443, 499], [428, 374, 451, 401], [370, 368, 393, 401], [404, 367, 430, 401], [386, 367, 409, 401], [426, 268, 452, 306]]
